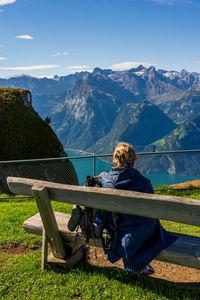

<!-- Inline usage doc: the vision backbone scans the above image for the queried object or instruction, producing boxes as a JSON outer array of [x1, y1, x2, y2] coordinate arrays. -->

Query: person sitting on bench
[[100, 142, 177, 275]]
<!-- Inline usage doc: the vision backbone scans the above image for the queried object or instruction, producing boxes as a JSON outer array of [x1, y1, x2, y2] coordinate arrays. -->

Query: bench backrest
[[7, 177, 200, 226]]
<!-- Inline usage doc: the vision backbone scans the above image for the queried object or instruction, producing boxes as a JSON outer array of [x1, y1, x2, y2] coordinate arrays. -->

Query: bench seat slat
[[23, 212, 200, 270]]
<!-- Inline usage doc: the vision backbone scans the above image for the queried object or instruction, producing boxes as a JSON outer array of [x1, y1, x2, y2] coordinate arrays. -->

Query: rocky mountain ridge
[[48, 66, 200, 152], [1, 65, 200, 121], [1, 66, 200, 155]]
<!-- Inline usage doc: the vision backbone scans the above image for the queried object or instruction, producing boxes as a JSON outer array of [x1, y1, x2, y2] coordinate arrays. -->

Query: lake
[[67, 150, 200, 187]]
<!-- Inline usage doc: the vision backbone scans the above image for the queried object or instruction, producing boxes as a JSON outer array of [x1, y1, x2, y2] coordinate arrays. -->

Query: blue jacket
[[101, 167, 177, 271]]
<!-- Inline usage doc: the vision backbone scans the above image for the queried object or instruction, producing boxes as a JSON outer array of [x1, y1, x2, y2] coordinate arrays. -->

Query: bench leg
[[47, 245, 89, 269], [41, 227, 48, 271], [32, 185, 67, 259]]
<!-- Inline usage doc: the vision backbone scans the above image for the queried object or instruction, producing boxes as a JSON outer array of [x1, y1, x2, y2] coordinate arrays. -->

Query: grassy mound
[[0, 88, 65, 160], [0, 88, 78, 192]]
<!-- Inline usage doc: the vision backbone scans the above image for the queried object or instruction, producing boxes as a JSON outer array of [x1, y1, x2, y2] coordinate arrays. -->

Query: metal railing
[[1, 149, 200, 195]]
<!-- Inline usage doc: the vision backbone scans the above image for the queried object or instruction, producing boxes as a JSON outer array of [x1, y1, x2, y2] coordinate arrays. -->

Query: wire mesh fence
[[136, 150, 200, 188], [0, 157, 79, 194], [1, 149, 200, 194]]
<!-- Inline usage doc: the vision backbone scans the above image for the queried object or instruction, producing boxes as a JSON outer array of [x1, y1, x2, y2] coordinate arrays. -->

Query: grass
[[155, 188, 200, 236], [2, 251, 199, 300], [0, 191, 200, 299], [0, 195, 72, 250]]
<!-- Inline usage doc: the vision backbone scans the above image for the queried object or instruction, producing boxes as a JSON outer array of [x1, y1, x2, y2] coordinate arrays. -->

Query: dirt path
[[88, 247, 200, 288]]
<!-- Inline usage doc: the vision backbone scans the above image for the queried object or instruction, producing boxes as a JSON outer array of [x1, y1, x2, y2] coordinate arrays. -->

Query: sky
[[0, 0, 200, 78]]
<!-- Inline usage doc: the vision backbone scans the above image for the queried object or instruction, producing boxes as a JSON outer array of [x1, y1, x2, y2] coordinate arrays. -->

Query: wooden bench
[[7, 177, 200, 271]]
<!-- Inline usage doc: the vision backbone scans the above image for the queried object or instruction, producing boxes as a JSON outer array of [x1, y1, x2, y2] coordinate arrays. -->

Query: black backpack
[[79, 175, 104, 244], [82, 175, 119, 253]]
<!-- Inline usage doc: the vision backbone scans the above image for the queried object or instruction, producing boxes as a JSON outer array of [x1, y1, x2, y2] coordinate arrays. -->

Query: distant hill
[[89, 101, 177, 153], [0, 87, 78, 192], [135, 114, 200, 176], [154, 87, 200, 124], [145, 113, 200, 152]]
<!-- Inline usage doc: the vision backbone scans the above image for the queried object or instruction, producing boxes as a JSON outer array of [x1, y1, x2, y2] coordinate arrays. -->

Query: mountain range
[[1, 65, 200, 158]]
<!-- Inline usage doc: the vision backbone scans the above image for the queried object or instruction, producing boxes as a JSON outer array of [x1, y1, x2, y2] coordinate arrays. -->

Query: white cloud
[[16, 35, 34, 40], [195, 61, 200, 64], [66, 65, 90, 70], [31, 74, 56, 79], [110, 61, 154, 70], [68, 69, 93, 73], [0, 0, 16, 6], [0, 57, 6, 60], [0, 64, 59, 71], [52, 51, 69, 56]]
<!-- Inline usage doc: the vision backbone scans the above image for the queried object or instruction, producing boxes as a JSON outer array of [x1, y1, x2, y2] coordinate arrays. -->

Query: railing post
[[93, 154, 96, 176]]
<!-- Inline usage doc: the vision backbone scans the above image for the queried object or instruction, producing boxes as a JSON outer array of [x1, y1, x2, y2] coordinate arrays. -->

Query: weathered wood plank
[[23, 212, 200, 270], [23, 212, 102, 248], [32, 185, 67, 259], [8, 177, 200, 226], [23, 212, 85, 251], [41, 227, 48, 271]]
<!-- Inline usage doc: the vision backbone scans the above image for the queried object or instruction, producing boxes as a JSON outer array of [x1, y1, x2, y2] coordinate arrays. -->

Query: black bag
[[79, 175, 104, 243], [84, 175, 119, 253], [85, 175, 102, 187]]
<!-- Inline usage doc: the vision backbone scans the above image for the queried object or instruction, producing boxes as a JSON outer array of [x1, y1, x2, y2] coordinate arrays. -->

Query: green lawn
[[0, 192, 200, 299], [156, 189, 200, 236]]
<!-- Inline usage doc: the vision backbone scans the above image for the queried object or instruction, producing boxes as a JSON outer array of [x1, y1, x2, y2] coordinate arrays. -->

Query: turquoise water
[[67, 150, 112, 186], [67, 150, 200, 187], [144, 173, 199, 188]]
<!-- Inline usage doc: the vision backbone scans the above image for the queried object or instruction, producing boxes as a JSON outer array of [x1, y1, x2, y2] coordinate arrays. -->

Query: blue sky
[[0, 0, 200, 78]]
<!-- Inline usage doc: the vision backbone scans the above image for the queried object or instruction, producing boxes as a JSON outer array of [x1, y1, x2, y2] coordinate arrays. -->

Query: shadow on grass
[[50, 260, 200, 299]]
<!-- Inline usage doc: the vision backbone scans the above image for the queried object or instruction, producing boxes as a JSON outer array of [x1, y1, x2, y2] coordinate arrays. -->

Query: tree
[[45, 116, 51, 125]]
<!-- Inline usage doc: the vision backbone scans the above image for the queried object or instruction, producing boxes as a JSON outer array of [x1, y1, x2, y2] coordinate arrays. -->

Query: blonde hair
[[113, 142, 137, 168]]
